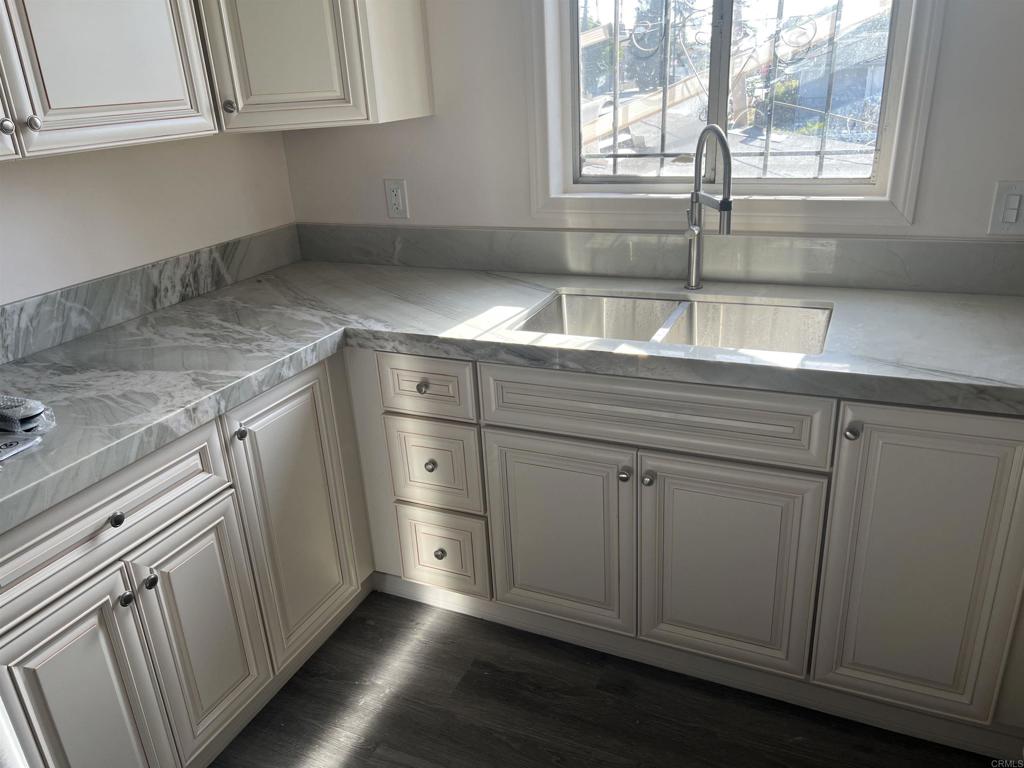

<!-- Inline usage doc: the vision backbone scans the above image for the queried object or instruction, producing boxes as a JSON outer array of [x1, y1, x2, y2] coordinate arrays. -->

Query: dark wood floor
[[212, 592, 983, 768]]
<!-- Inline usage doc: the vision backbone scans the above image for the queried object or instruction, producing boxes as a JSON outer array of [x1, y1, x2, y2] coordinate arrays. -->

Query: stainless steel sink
[[660, 300, 831, 354], [511, 292, 832, 354], [515, 294, 681, 342]]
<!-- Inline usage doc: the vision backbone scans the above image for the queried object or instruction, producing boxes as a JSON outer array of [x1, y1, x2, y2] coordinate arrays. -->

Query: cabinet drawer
[[384, 414, 484, 514], [378, 352, 477, 421], [480, 364, 835, 470], [396, 503, 490, 598], [0, 421, 230, 606]]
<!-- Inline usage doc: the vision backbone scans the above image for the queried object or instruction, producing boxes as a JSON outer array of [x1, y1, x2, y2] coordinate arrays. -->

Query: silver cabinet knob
[[415, 381, 429, 395], [25, 115, 41, 131], [843, 424, 862, 441], [109, 511, 126, 528], [617, 469, 632, 483], [142, 574, 159, 591], [235, 426, 248, 441], [222, 99, 237, 114], [0, 118, 14, 136], [424, 459, 438, 473], [433, 547, 447, 561], [118, 591, 136, 608], [641, 472, 656, 487]]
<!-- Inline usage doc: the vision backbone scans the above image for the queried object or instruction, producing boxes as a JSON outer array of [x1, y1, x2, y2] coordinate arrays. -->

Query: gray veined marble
[[298, 223, 1024, 296], [2, 261, 1024, 540], [0, 224, 300, 366]]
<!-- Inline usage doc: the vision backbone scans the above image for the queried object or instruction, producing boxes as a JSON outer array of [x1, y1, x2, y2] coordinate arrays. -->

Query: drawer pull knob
[[143, 574, 159, 591], [118, 591, 136, 608], [433, 547, 447, 561], [109, 511, 126, 528], [617, 469, 632, 483], [424, 459, 438, 473], [223, 99, 238, 114], [0, 117, 14, 135], [415, 381, 429, 395], [235, 426, 248, 441], [641, 472, 656, 487], [843, 424, 862, 441], [25, 115, 41, 131]]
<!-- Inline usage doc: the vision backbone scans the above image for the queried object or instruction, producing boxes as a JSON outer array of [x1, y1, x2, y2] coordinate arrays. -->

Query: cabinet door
[[226, 364, 359, 671], [485, 429, 637, 634], [0, 80, 18, 160], [199, 0, 368, 131], [0, 0, 215, 156], [126, 492, 272, 764], [814, 403, 1024, 722], [0, 568, 178, 768], [638, 452, 826, 677]]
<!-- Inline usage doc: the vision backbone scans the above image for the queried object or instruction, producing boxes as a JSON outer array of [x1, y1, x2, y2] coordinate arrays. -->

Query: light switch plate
[[384, 178, 409, 220], [988, 181, 1024, 235]]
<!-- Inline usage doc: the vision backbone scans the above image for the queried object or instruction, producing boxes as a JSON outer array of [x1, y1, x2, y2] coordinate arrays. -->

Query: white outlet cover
[[384, 178, 409, 220], [988, 180, 1024, 235]]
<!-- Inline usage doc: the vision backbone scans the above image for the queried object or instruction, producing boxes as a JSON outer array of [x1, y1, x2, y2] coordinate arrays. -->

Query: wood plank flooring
[[212, 592, 982, 767]]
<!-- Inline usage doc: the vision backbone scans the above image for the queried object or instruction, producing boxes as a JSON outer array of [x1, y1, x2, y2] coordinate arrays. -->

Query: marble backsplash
[[298, 223, 1024, 296], [0, 224, 300, 365]]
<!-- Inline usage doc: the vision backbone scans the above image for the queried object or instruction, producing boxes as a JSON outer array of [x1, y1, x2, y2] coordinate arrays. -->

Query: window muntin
[[574, 0, 896, 183]]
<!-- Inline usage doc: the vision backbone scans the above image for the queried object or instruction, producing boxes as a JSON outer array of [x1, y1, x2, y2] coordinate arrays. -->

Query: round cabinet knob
[[617, 469, 632, 483], [424, 459, 438, 473], [142, 574, 159, 591], [641, 472, 656, 487], [415, 381, 429, 395], [222, 99, 238, 114], [109, 511, 126, 528], [25, 115, 41, 131], [235, 426, 248, 441], [118, 591, 136, 608], [843, 424, 862, 441], [433, 547, 447, 561], [0, 117, 14, 136]]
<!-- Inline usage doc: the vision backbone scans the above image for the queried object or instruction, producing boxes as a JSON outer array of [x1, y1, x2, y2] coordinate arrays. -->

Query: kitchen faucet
[[685, 124, 733, 290]]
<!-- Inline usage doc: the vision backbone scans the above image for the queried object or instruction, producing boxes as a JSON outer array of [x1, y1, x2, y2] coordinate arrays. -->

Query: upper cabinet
[[0, 77, 18, 160], [199, 0, 432, 131], [0, 0, 216, 157]]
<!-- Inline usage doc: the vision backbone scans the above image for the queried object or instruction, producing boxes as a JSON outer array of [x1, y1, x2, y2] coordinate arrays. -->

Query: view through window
[[575, 0, 895, 181]]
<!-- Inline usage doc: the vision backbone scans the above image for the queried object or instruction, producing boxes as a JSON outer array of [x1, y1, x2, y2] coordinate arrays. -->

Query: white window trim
[[525, 0, 946, 233]]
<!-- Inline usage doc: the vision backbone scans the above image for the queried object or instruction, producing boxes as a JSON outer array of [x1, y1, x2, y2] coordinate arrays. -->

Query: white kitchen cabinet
[[485, 429, 637, 635], [200, 0, 432, 132], [0, 567, 179, 768], [0, 78, 18, 160], [814, 403, 1024, 723], [0, 0, 216, 157], [226, 364, 360, 672], [638, 452, 826, 677], [127, 492, 272, 765]]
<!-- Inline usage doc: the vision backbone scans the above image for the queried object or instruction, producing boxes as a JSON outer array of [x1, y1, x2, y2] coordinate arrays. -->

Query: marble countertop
[[2, 260, 1023, 537]]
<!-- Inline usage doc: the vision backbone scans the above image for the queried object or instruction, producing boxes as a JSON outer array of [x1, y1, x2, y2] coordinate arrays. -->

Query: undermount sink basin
[[512, 292, 832, 355]]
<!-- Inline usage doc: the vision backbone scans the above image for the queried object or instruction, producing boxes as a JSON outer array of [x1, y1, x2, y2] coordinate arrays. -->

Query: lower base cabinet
[[127, 491, 272, 764], [0, 567, 180, 768], [638, 452, 827, 677], [485, 429, 637, 635]]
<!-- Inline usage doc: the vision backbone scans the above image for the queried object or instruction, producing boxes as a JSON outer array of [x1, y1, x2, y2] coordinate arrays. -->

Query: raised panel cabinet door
[[200, 0, 369, 131], [0, 567, 178, 768], [0, 0, 215, 156], [484, 429, 637, 634], [638, 452, 826, 677], [814, 403, 1024, 723], [126, 492, 272, 764], [226, 364, 359, 672]]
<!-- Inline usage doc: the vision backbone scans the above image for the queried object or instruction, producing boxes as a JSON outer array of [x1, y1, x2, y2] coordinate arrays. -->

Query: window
[[573, 0, 898, 183]]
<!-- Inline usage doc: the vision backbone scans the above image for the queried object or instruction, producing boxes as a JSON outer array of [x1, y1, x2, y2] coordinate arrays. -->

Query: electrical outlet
[[384, 178, 409, 220], [988, 181, 1024, 235]]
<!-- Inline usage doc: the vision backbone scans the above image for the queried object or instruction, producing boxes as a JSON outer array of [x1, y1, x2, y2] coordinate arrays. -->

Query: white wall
[[0, 133, 294, 304], [284, 0, 1024, 239]]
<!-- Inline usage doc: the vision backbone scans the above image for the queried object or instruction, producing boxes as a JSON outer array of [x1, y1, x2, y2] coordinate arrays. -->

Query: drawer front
[[378, 352, 477, 421], [396, 503, 490, 598], [0, 421, 230, 606], [384, 415, 484, 514], [480, 364, 836, 470]]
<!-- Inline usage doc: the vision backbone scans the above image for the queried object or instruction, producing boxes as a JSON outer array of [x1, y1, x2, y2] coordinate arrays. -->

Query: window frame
[[525, 0, 946, 232]]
